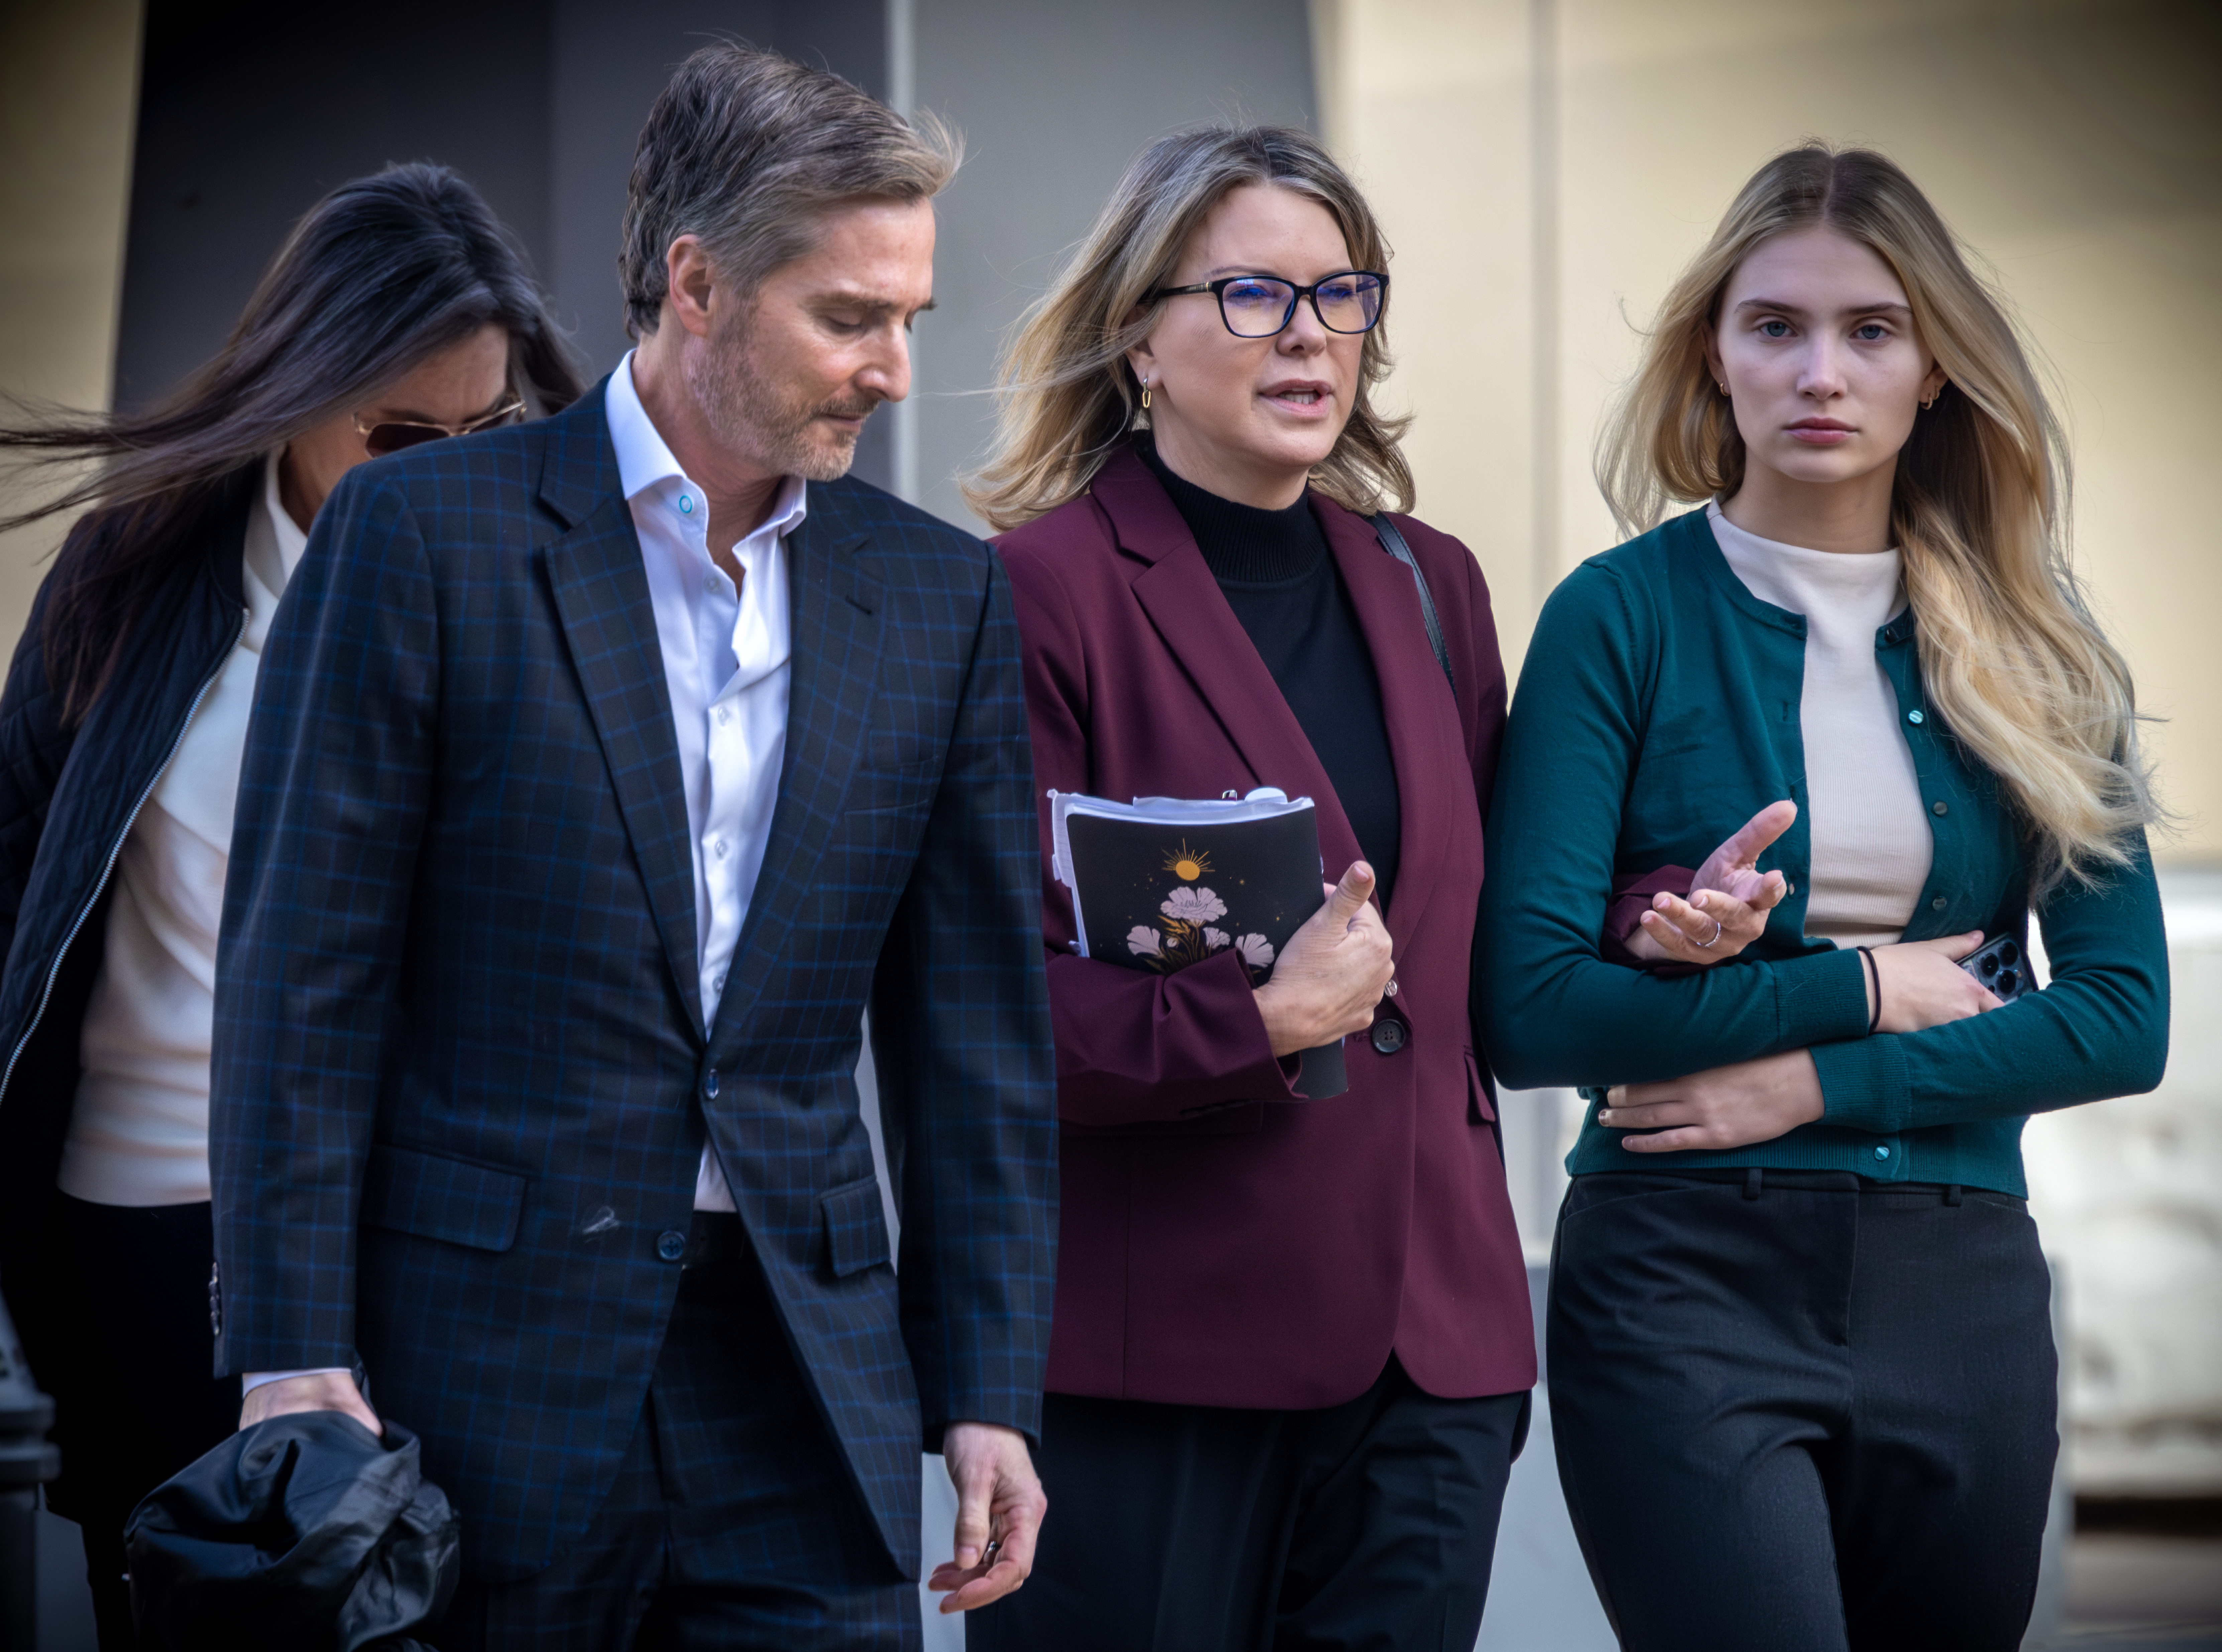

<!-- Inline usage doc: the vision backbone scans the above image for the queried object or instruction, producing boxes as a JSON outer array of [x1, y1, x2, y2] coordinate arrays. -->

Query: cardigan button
[[1931, 896, 1948, 912], [1370, 1017, 1409, 1056], [1931, 800, 1949, 816], [1906, 708, 1926, 725], [1874, 1144, 1891, 1161]]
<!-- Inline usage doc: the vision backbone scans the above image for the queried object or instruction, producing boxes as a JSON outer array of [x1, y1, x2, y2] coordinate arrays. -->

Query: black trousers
[[430, 1219, 915, 1652], [23, 1193, 241, 1652], [1547, 1169, 2058, 1652], [968, 1357, 1528, 1652]]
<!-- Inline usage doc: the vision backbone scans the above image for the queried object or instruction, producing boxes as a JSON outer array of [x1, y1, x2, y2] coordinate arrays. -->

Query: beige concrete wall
[[1318, 0, 2222, 860], [0, 0, 142, 653]]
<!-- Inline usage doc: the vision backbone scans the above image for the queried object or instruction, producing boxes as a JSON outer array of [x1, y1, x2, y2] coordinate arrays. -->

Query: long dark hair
[[0, 162, 585, 725]]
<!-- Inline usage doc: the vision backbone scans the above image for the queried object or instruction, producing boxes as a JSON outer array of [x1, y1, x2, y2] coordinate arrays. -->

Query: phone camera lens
[[2000, 941, 2021, 966], [1995, 968, 2019, 997], [1979, 956, 1999, 976]]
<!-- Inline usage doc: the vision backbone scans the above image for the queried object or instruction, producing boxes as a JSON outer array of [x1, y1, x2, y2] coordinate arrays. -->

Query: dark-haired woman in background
[[0, 162, 581, 1648]]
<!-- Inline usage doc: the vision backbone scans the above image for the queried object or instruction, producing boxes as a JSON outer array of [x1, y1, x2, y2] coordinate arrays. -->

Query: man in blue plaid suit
[[208, 44, 1056, 1648]]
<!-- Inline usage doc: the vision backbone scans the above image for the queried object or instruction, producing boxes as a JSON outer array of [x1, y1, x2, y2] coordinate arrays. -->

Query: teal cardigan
[[1476, 508, 2169, 1195]]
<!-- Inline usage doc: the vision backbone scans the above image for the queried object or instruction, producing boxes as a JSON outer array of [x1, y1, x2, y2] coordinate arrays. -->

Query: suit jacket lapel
[[1315, 499, 1463, 934], [1094, 452, 1365, 885], [537, 391, 706, 1039], [709, 488, 885, 1046]]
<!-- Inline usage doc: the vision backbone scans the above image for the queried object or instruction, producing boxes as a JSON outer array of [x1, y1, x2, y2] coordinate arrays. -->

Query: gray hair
[[619, 41, 960, 337]]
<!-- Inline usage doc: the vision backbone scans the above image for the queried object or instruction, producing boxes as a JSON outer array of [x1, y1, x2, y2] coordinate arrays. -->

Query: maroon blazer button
[[1369, 1017, 1408, 1055]]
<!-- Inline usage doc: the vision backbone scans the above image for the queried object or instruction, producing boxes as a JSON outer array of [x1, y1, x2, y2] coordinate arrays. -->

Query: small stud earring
[[1140, 376, 1151, 411], [1718, 381, 1730, 396]]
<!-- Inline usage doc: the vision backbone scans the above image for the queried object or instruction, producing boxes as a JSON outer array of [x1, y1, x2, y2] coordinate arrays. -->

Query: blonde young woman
[[1478, 145, 2169, 1650], [963, 125, 1775, 1651]]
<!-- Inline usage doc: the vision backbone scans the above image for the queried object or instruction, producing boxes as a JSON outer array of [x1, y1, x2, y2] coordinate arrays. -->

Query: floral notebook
[[1048, 787, 1347, 1100]]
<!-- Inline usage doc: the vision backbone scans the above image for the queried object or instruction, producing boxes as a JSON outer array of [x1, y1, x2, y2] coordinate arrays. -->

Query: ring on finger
[[1694, 916, 1724, 948]]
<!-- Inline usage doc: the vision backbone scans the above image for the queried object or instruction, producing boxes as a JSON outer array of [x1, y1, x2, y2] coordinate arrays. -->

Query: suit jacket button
[[1370, 1017, 1408, 1056], [658, 1230, 688, 1263], [703, 1069, 719, 1098]]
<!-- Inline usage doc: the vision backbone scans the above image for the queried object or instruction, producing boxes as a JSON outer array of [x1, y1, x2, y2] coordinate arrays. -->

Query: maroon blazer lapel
[[1091, 453, 1365, 887], [1315, 499, 1466, 937]]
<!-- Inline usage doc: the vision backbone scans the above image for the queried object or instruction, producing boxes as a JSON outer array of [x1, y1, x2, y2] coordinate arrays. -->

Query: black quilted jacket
[[0, 469, 253, 1276]]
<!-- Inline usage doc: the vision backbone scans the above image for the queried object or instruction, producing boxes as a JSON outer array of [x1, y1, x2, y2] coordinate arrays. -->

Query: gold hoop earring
[[1141, 377, 1151, 411], [1718, 381, 1730, 396]]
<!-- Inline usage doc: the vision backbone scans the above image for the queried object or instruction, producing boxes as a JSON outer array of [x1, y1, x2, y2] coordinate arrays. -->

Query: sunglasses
[[354, 395, 526, 458]]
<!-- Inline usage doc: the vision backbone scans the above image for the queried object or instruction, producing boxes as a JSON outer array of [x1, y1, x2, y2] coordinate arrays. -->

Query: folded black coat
[[125, 1411, 458, 1651]]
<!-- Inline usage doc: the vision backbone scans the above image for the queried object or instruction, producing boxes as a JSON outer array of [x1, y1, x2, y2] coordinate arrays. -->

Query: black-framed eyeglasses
[[1146, 270, 1387, 338], [353, 394, 526, 458]]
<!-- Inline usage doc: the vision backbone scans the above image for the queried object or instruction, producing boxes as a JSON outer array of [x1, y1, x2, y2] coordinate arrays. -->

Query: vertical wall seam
[[106, 0, 147, 414], [1529, 0, 1560, 620], [1306, 0, 1350, 156], [887, 0, 920, 505]]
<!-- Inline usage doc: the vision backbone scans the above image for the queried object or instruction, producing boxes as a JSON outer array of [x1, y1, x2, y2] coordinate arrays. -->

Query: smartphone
[[1959, 933, 2032, 1003]]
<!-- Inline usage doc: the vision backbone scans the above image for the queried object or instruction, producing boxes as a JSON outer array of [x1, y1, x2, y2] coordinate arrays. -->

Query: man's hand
[[1626, 801, 1795, 966], [1596, 1049, 1825, 1153], [928, 1422, 1047, 1614], [237, 1370, 380, 1437]]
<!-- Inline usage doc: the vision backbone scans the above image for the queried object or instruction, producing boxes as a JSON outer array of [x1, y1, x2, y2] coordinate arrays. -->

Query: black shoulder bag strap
[[1369, 512, 1455, 693]]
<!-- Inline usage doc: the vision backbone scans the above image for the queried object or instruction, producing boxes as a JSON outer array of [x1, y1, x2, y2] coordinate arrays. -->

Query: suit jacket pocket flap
[[362, 1142, 528, 1253], [821, 1175, 892, 1278], [1465, 1050, 1498, 1124]]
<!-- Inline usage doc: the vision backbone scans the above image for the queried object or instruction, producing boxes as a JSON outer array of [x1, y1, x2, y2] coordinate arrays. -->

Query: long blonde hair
[[964, 125, 1412, 531], [1597, 143, 2156, 894]]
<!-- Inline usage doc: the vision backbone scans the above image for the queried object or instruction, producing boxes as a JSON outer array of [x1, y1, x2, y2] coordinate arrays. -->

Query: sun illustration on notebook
[[1127, 854, 1274, 978], [1162, 841, 1213, 881]]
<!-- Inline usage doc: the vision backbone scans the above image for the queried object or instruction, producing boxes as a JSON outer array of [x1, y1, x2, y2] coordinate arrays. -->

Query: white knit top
[[58, 451, 307, 1206], [1708, 500, 1930, 950]]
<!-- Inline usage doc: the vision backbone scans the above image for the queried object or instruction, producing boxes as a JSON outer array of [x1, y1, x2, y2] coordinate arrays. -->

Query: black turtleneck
[[1141, 441, 1402, 904]]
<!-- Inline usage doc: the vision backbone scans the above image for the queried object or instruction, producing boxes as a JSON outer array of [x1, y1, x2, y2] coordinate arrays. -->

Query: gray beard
[[684, 317, 872, 484]]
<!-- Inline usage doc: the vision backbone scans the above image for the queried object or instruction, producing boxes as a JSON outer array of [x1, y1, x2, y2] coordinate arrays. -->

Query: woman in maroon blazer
[[963, 126, 1770, 1648]]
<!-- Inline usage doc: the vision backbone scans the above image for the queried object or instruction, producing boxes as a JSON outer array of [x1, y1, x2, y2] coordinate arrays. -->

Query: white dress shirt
[[61, 450, 307, 1207], [1710, 500, 1932, 948], [607, 351, 804, 1211]]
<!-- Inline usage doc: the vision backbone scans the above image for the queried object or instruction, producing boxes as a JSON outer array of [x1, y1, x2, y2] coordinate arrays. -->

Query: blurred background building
[[3, 0, 2215, 1645]]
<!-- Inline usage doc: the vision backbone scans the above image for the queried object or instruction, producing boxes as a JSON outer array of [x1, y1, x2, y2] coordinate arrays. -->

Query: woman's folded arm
[[1810, 841, 2170, 1133], [1045, 946, 1303, 1124], [1477, 563, 1870, 1090]]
